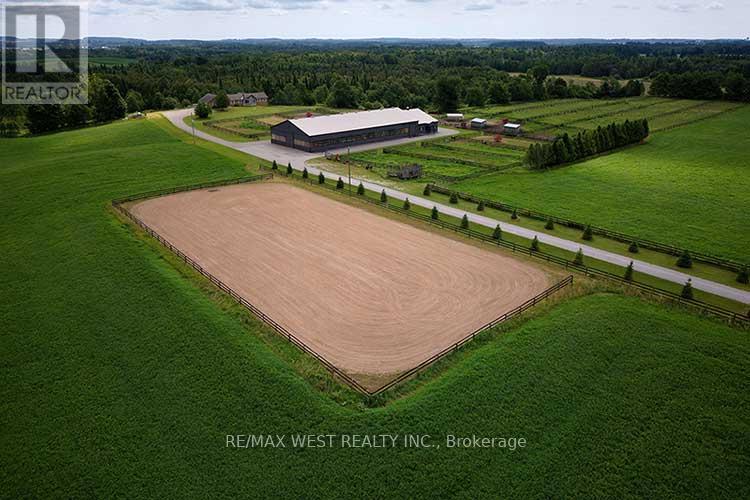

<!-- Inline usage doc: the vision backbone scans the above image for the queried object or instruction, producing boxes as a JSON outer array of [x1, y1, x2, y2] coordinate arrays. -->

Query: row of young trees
[[525, 119, 650, 169]]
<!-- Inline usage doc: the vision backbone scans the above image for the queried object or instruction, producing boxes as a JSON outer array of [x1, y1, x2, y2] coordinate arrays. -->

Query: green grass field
[[453, 105, 750, 263], [2, 117, 749, 497]]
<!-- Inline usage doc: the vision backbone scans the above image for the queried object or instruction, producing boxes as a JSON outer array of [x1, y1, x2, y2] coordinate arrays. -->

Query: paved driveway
[[161, 108, 750, 306]]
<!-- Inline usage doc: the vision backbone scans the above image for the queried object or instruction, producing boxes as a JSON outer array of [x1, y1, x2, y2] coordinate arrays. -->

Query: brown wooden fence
[[111, 173, 577, 396], [427, 184, 748, 273]]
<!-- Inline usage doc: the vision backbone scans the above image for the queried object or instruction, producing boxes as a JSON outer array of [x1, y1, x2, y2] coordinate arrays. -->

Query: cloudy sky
[[83, 0, 749, 40]]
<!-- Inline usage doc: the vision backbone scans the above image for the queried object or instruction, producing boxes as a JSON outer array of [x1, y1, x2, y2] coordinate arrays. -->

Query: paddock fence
[[111, 173, 580, 396], [426, 184, 748, 273], [279, 169, 749, 326]]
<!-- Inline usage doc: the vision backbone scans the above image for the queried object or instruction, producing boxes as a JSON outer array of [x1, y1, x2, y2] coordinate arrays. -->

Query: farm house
[[270, 108, 439, 152]]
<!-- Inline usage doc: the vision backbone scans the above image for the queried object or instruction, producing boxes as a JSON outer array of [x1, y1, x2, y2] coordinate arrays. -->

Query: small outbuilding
[[446, 113, 464, 122], [503, 122, 522, 136], [471, 118, 487, 129]]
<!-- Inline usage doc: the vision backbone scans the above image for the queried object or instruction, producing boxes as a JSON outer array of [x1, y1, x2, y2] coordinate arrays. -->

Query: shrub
[[461, 214, 469, 229], [403, 198, 411, 210], [492, 225, 502, 240], [449, 192, 459, 204], [624, 261, 634, 281], [272, 160, 278, 170], [531, 236, 540, 252], [302, 168, 309, 179], [628, 241, 639, 253], [582, 225, 593, 241], [423, 184, 431, 196], [287, 162, 293, 175], [511, 209, 518, 220], [431, 206, 439, 220], [318, 172, 325, 184], [573, 248, 584, 266], [545, 218, 554, 230], [477, 200, 485, 212], [676, 250, 693, 269], [194, 101, 212, 119], [380, 190, 388, 203], [681, 279, 694, 300], [336, 177, 345, 189], [737, 267, 749, 285], [357, 182, 365, 195]]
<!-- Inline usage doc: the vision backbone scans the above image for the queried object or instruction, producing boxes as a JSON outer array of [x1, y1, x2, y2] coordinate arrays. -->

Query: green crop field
[[2, 116, 749, 497], [453, 105, 750, 262]]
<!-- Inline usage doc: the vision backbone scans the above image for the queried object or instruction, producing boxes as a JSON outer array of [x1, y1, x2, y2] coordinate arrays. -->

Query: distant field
[[453, 105, 750, 262], [88, 56, 137, 66], [461, 97, 734, 138]]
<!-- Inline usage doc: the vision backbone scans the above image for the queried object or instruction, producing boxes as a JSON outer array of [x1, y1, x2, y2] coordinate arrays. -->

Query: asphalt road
[[163, 108, 750, 305]]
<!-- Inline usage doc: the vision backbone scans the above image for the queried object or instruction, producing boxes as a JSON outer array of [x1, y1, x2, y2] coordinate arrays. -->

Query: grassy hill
[[453, 105, 750, 262], [1, 119, 748, 497]]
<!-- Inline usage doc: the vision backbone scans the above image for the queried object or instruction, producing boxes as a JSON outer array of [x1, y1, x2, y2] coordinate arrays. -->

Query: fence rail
[[369, 275, 574, 395], [111, 173, 579, 396], [278, 169, 748, 326], [427, 184, 748, 273]]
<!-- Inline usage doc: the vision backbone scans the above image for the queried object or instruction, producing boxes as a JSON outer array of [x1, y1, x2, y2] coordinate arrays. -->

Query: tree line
[[0, 76, 127, 136], [525, 119, 650, 169], [650, 71, 750, 101]]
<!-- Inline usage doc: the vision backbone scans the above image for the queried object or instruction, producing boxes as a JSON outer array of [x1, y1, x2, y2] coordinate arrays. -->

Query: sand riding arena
[[129, 182, 555, 390]]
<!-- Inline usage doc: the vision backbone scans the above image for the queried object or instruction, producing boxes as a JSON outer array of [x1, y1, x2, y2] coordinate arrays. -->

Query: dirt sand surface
[[131, 183, 550, 378]]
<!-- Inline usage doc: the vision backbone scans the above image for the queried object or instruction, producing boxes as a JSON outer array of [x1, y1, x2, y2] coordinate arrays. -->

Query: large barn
[[270, 108, 439, 152]]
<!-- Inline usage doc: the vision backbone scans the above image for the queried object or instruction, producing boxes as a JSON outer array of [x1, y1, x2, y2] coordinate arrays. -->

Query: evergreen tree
[[357, 182, 365, 195], [676, 250, 693, 269], [287, 163, 293, 175], [380, 189, 387, 203], [681, 279, 694, 300], [423, 184, 432, 196], [582, 225, 593, 241], [531, 236, 540, 252], [492, 225, 502, 240], [545, 218, 554, 230], [449, 192, 459, 204], [737, 267, 749, 285], [573, 248, 585, 266], [403, 198, 411, 210], [336, 177, 345, 189], [628, 241, 640, 253], [461, 214, 469, 229], [318, 172, 325, 184], [624, 261, 634, 281], [271, 160, 278, 170], [302, 167, 309, 179], [431, 206, 439, 220], [511, 208, 518, 220], [477, 200, 485, 212]]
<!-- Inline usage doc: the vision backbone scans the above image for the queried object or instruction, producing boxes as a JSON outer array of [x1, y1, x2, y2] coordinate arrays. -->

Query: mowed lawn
[[454, 105, 750, 262], [1, 120, 749, 497]]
